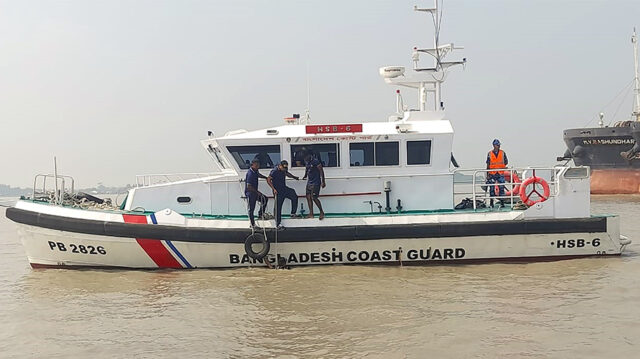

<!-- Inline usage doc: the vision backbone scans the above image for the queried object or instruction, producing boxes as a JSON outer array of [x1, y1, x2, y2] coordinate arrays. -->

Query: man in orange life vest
[[486, 139, 508, 206]]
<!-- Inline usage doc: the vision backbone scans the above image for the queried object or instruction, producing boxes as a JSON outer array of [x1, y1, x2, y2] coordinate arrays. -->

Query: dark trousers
[[274, 187, 298, 225], [247, 191, 268, 226], [487, 173, 505, 197]]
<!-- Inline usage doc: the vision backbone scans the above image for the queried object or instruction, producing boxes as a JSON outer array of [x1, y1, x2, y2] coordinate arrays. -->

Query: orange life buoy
[[519, 176, 550, 206], [504, 172, 521, 196]]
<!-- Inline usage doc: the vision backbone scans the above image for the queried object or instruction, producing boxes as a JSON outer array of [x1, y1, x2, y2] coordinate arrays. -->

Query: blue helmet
[[492, 139, 501, 146]]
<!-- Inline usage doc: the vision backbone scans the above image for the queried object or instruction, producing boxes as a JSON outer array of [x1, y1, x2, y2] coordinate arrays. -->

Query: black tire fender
[[244, 233, 270, 260]]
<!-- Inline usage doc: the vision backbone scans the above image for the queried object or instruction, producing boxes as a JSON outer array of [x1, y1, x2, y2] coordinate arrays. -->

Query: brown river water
[[1, 196, 640, 358]]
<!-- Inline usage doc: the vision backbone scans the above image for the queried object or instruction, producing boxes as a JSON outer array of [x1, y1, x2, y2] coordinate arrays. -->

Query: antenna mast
[[414, 1, 442, 110], [380, 1, 466, 113], [633, 28, 640, 121], [305, 62, 311, 124]]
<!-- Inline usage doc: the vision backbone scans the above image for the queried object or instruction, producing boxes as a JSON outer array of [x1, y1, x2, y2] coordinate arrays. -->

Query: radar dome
[[379, 66, 405, 79]]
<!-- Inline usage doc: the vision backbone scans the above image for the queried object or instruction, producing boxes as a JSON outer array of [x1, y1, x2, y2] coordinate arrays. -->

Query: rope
[[238, 179, 275, 269], [23, 191, 120, 211], [583, 78, 634, 127], [274, 193, 279, 268], [115, 191, 128, 207], [237, 179, 254, 232]]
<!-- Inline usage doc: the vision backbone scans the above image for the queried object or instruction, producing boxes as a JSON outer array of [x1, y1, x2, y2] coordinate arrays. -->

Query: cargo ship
[[559, 29, 640, 194]]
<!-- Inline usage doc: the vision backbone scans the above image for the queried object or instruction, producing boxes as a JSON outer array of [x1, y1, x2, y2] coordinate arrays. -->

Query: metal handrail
[[33, 174, 75, 205], [454, 167, 561, 210], [135, 173, 217, 187], [202, 171, 457, 184], [132, 167, 565, 212]]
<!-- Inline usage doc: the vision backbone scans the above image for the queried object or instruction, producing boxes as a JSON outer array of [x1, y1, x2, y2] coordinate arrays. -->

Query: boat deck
[[20, 198, 522, 220]]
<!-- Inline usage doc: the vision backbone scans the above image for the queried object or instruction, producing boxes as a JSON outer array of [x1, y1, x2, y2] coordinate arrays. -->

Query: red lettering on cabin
[[306, 124, 363, 134]]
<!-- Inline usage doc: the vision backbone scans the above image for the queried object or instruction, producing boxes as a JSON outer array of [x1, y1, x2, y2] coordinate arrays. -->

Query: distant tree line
[[0, 184, 30, 196], [79, 184, 134, 194], [0, 183, 134, 196]]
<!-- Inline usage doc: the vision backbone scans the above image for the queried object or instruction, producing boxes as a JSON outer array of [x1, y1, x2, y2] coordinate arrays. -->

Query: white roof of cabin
[[218, 119, 454, 141]]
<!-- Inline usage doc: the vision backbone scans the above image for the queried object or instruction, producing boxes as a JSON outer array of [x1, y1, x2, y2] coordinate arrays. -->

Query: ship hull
[[562, 124, 640, 193], [16, 222, 622, 268], [6, 203, 628, 269], [591, 169, 640, 194]]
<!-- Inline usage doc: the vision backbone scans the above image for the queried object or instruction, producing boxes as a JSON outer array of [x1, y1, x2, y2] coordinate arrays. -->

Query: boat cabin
[[121, 7, 591, 221], [124, 111, 457, 216]]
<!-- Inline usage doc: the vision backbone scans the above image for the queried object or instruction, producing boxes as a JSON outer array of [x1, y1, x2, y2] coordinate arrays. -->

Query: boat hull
[[591, 169, 640, 194], [563, 126, 638, 169], [8, 206, 626, 269], [562, 124, 640, 193]]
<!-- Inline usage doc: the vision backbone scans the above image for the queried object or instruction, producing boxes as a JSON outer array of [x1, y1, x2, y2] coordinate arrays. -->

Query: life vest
[[488, 150, 506, 175]]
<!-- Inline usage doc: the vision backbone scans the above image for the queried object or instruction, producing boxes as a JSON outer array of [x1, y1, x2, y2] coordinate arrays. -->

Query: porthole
[[177, 196, 192, 204]]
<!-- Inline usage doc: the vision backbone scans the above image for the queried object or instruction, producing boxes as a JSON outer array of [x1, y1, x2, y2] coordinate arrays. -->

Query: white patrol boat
[[6, 3, 631, 269]]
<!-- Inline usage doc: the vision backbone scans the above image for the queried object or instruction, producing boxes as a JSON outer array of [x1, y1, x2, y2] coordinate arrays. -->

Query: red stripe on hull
[[262, 191, 383, 199], [122, 214, 182, 268], [135, 239, 183, 268], [313, 191, 382, 198], [122, 214, 149, 224]]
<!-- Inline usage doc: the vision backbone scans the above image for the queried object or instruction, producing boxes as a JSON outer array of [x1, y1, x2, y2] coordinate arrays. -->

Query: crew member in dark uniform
[[293, 146, 309, 167], [267, 160, 300, 229], [253, 151, 274, 168], [302, 153, 326, 220], [245, 159, 268, 228]]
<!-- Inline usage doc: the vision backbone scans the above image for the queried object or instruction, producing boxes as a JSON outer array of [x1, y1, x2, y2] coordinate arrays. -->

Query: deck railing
[[133, 167, 568, 212], [135, 173, 217, 187], [33, 174, 75, 205], [453, 167, 562, 210]]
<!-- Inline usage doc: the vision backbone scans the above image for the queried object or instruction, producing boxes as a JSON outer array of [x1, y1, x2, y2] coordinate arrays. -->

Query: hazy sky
[[1, 0, 639, 187]]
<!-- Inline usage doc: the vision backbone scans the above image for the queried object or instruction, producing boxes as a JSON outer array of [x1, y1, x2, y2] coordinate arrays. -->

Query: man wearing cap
[[302, 153, 326, 220], [486, 139, 508, 207], [245, 159, 269, 228], [267, 160, 301, 229]]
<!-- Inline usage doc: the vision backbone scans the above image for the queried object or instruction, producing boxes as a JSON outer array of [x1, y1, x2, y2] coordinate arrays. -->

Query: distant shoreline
[[0, 184, 133, 197]]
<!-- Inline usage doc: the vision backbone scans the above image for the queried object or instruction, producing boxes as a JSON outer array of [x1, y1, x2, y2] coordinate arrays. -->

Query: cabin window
[[290, 144, 340, 167], [564, 167, 588, 178], [177, 196, 192, 204], [375, 142, 399, 166], [349, 142, 399, 166], [208, 144, 228, 169], [349, 143, 374, 166], [227, 145, 281, 169], [407, 140, 432, 165]]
